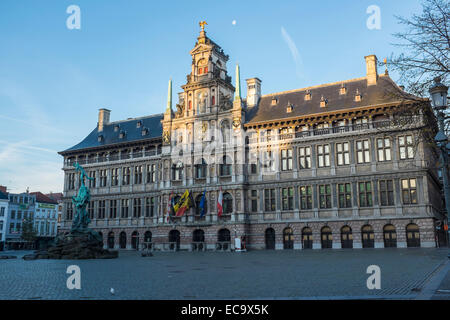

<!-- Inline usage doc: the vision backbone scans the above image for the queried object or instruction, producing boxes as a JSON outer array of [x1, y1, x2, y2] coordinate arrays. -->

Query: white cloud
[[281, 26, 304, 79]]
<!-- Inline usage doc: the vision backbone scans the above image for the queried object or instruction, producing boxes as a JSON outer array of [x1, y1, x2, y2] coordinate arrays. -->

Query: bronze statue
[[71, 162, 95, 233]]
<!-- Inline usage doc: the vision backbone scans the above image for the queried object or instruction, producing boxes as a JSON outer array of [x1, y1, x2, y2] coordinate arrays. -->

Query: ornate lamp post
[[429, 77, 449, 246]]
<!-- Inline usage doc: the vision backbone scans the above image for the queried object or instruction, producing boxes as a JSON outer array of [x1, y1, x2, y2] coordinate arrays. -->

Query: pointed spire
[[234, 64, 241, 101], [166, 79, 172, 111]]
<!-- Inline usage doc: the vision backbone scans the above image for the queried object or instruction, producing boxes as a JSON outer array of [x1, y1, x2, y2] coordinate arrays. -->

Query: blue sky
[[0, 0, 423, 193]]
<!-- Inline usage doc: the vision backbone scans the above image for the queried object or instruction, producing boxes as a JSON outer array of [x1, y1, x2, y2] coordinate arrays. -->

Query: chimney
[[246, 78, 262, 107], [98, 108, 111, 132], [0, 185, 6, 193], [364, 55, 378, 86]]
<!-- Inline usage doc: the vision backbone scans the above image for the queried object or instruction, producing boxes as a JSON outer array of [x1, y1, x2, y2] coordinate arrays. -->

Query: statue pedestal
[[23, 229, 118, 260]]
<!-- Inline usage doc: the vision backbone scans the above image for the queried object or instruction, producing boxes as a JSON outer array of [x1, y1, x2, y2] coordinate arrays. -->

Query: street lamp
[[429, 76, 449, 247]]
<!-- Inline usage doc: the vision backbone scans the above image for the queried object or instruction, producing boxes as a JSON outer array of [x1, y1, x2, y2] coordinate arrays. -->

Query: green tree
[[21, 217, 37, 243]]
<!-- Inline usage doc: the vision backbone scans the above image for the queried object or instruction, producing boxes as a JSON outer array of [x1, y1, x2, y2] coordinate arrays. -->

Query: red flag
[[217, 187, 223, 217]]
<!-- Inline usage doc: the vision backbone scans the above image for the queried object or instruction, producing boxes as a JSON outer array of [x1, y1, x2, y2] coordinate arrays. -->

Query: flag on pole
[[217, 187, 223, 217], [174, 190, 191, 217], [199, 189, 206, 217]]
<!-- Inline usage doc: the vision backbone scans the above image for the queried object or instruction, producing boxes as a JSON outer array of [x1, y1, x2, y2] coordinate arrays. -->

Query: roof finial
[[383, 57, 389, 75], [199, 21, 207, 32]]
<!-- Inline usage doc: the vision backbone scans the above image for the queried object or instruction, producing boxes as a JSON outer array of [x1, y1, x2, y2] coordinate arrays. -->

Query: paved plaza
[[0, 248, 449, 300]]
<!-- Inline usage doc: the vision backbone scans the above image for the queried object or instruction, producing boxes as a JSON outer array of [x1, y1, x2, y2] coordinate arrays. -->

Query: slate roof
[[29, 192, 58, 205], [60, 114, 163, 154], [0, 191, 8, 200], [244, 75, 416, 125]]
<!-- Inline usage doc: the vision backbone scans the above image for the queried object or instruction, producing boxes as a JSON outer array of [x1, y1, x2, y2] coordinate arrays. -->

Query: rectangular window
[[399, 135, 414, 159], [250, 190, 258, 212], [68, 173, 75, 190], [338, 183, 352, 208], [109, 200, 117, 218], [319, 184, 332, 209], [111, 168, 119, 186], [377, 138, 392, 162], [356, 140, 371, 163], [147, 164, 156, 183], [66, 203, 73, 220], [264, 189, 276, 212], [299, 186, 313, 210], [145, 197, 155, 217], [11, 210, 15, 219], [379, 180, 395, 206], [298, 146, 311, 169], [282, 187, 294, 210], [0, 207, 5, 216], [317, 144, 330, 168], [98, 200, 106, 219], [336, 142, 350, 165], [99, 169, 107, 187], [122, 167, 131, 185], [134, 166, 143, 184], [261, 149, 275, 172], [133, 198, 142, 218], [401, 178, 417, 204], [88, 171, 96, 188], [121, 199, 129, 218], [359, 181, 373, 207], [281, 149, 293, 171], [88, 201, 94, 219]]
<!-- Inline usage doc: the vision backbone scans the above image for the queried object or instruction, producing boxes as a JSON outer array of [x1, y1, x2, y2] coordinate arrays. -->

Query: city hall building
[[59, 27, 446, 251]]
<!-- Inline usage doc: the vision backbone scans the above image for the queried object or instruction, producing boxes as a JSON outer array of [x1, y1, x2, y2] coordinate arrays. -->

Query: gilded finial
[[199, 21, 207, 31], [383, 58, 389, 75]]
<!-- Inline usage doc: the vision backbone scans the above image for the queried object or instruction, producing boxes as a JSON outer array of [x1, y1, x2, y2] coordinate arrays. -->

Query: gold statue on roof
[[199, 21, 207, 31]]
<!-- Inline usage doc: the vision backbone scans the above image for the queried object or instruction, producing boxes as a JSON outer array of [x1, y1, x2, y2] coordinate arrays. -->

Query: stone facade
[[58, 28, 447, 251]]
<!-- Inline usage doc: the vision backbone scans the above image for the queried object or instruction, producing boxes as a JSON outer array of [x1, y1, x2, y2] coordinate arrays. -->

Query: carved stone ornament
[[175, 103, 185, 118], [232, 118, 241, 129], [163, 131, 171, 144], [202, 122, 208, 133]]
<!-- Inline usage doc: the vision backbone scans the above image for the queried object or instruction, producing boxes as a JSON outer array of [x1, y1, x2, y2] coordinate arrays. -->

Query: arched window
[[144, 231, 152, 243], [218, 229, 231, 242], [169, 230, 180, 250], [212, 95, 215, 106], [193, 229, 205, 242], [361, 225, 374, 248], [221, 120, 230, 143], [321, 226, 332, 249], [172, 162, 183, 181], [119, 231, 127, 249], [383, 224, 397, 248], [265, 228, 275, 250], [98, 232, 103, 246], [131, 231, 139, 250], [302, 227, 313, 249], [406, 223, 420, 247], [195, 194, 207, 216], [198, 67, 203, 75], [195, 158, 207, 179], [283, 227, 294, 249], [220, 155, 232, 176], [107, 232, 115, 249], [223, 192, 233, 214], [341, 226, 353, 249]]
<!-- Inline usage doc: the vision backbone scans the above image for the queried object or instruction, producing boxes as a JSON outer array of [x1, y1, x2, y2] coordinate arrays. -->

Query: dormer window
[[271, 97, 278, 106], [286, 102, 293, 113], [114, 125, 120, 132], [304, 90, 311, 101], [141, 128, 148, 136], [355, 89, 362, 102], [98, 135, 104, 142], [136, 120, 142, 128], [119, 130, 126, 139], [340, 84, 347, 95], [320, 95, 328, 107]]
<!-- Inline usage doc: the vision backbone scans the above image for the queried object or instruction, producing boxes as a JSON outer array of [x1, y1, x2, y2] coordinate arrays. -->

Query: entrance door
[[383, 225, 397, 248], [406, 224, 420, 247], [283, 227, 294, 249], [321, 227, 332, 249], [107, 232, 115, 249], [265, 228, 275, 250], [169, 230, 180, 250], [302, 227, 313, 249], [131, 231, 139, 250], [340, 226, 353, 249], [361, 225, 374, 248], [119, 232, 127, 249]]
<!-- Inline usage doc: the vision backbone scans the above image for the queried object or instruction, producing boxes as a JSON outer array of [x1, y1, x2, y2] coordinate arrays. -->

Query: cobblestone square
[[0, 248, 449, 300]]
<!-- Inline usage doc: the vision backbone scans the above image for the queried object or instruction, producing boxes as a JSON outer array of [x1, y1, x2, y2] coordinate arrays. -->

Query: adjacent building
[[30, 192, 59, 249], [0, 186, 9, 251], [5, 192, 36, 250], [45, 192, 63, 234], [58, 27, 446, 251]]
